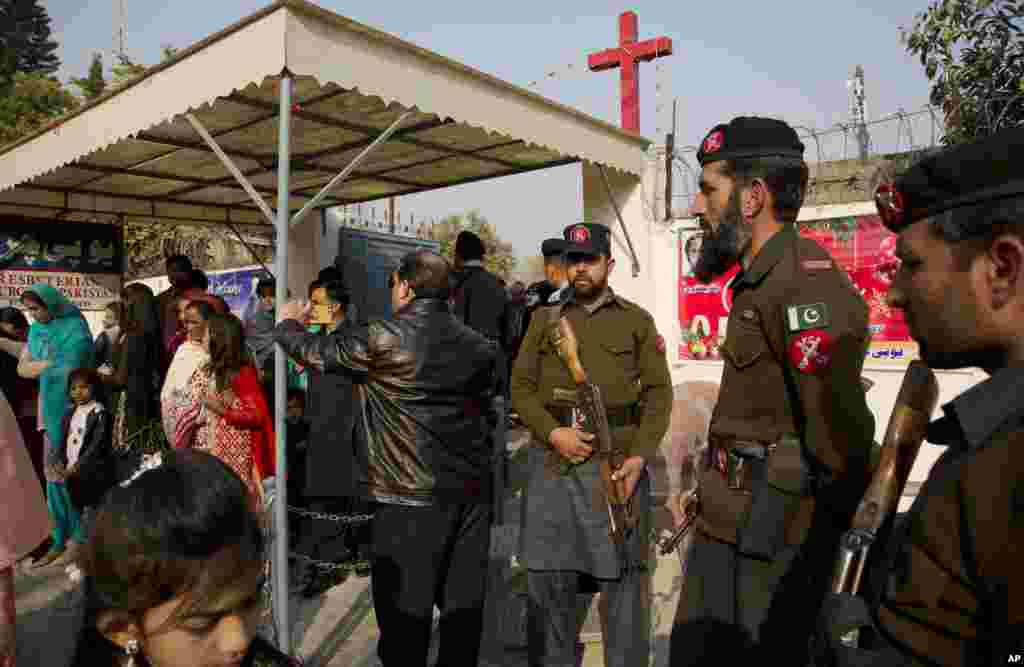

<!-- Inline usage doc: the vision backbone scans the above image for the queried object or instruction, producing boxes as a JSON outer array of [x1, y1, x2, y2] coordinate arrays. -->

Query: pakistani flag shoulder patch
[[786, 302, 830, 333]]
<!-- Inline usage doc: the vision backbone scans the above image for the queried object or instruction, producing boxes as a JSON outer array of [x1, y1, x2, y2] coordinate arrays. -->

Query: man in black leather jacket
[[275, 249, 500, 667]]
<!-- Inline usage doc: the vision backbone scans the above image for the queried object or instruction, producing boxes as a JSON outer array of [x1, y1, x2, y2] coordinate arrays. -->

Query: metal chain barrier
[[285, 506, 374, 524], [289, 552, 372, 573]]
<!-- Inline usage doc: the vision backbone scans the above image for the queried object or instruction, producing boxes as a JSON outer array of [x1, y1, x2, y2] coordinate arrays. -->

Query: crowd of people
[[1, 119, 1023, 667]]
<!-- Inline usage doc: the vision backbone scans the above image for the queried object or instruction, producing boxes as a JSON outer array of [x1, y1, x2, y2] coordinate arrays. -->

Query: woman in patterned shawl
[[161, 297, 226, 448], [187, 313, 275, 508]]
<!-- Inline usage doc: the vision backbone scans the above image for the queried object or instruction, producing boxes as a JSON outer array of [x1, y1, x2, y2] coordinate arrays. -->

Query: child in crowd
[[62, 369, 114, 533], [34, 369, 108, 568], [70, 449, 296, 667]]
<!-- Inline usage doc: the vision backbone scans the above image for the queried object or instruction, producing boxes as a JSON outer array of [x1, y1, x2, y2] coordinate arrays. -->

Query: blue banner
[[206, 266, 272, 321]]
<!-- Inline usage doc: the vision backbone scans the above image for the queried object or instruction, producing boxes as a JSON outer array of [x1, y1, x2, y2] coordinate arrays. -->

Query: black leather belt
[[547, 403, 642, 429]]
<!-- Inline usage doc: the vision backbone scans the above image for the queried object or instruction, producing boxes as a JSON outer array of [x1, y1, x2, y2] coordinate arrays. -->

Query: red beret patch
[[656, 335, 666, 354], [703, 129, 724, 154], [569, 225, 590, 243], [788, 329, 833, 374]]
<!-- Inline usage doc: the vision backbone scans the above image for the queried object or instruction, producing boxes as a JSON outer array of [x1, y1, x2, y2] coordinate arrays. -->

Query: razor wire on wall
[[669, 105, 946, 214]]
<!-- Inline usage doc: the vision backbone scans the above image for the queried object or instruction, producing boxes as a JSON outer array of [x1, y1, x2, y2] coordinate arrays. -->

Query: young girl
[[61, 369, 114, 524], [70, 449, 296, 667], [37, 369, 109, 567]]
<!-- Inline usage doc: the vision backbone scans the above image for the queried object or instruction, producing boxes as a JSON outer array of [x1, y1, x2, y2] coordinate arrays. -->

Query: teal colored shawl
[[25, 283, 95, 446]]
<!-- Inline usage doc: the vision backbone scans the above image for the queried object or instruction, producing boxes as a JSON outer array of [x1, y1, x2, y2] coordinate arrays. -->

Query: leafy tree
[[0, 71, 78, 145], [71, 52, 106, 100], [430, 210, 516, 279], [0, 0, 60, 80], [518, 255, 547, 284], [903, 0, 1024, 144]]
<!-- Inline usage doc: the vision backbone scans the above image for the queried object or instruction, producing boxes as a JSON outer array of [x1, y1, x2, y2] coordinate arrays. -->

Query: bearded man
[[511, 222, 672, 667], [668, 117, 876, 665]]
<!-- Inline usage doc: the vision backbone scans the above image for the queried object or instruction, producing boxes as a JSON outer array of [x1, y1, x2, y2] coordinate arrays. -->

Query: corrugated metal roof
[[0, 0, 648, 229]]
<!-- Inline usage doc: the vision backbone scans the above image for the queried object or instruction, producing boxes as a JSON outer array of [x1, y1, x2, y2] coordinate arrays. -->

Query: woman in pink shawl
[[0, 388, 52, 666]]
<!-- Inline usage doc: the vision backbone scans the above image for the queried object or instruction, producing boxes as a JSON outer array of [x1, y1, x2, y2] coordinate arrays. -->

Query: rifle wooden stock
[[550, 316, 633, 547], [832, 360, 939, 595]]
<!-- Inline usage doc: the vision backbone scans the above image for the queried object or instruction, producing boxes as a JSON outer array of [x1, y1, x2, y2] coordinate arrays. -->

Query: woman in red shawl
[[188, 312, 274, 508]]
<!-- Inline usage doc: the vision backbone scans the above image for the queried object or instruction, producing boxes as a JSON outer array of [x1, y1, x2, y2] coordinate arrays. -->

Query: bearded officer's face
[[690, 162, 747, 284], [886, 220, 993, 370], [567, 253, 613, 299]]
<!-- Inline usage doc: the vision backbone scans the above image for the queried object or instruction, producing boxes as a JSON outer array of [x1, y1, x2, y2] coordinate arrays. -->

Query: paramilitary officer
[[815, 126, 1024, 667], [525, 238, 569, 307], [511, 222, 672, 667], [509, 238, 569, 368], [668, 117, 876, 665]]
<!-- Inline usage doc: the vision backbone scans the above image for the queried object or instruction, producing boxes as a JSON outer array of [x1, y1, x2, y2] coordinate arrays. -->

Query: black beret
[[563, 222, 611, 257], [697, 116, 805, 166], [541, 238, 567, 257], [877, 126, 1024, 232]]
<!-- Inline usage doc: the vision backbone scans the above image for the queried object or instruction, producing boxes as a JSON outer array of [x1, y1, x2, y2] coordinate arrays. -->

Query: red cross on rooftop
[[588, 11, 673, 134]]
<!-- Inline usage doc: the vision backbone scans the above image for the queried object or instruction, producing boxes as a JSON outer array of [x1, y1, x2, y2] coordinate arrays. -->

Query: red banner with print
[[677, 216, 917, 364]]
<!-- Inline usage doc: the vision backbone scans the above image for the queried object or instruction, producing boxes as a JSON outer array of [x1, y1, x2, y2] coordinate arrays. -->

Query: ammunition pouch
[[734, 434, 816, 559]]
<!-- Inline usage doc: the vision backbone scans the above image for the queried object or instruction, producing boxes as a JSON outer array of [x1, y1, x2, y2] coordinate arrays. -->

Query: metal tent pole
[[273, 72, 293, 653]]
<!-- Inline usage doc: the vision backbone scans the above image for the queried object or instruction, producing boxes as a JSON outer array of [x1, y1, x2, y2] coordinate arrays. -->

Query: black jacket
[[451, 265, 508, 344], [275, 298, 499, 504], [59, 405, 114, 511], [303, 323, 359, 500]]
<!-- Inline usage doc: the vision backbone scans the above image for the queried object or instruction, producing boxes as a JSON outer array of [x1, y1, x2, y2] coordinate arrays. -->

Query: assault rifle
[[828, 360, 938, 646], [549, 316, 635, 550]]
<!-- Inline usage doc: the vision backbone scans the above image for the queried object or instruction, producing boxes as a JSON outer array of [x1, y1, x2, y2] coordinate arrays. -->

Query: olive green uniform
[[511, 286, 672, 667], [672, 224, 875, 664], [815, 124, 1024, 667]]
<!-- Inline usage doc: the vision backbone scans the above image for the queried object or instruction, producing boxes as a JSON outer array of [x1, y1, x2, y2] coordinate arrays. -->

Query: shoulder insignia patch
[[786, 303, 830, 333], [655, 334, 666, 354], [741, 309, 757, 322], [789, 329, 833, 374], [802, 259, 833, 271]]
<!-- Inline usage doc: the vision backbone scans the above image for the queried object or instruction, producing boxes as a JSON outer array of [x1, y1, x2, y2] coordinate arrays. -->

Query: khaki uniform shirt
[[697, 225, 876, 544], [510, 287, 672, 460], [511, 286, 672, 576]]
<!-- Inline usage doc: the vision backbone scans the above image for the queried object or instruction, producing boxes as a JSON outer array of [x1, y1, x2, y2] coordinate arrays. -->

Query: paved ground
[[14, 428, 686, 666]]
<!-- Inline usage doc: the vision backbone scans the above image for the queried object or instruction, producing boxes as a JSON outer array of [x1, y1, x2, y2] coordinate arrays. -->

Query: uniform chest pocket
[[722, 319, 767, 370], [599, 338, 636, 357], [597, 336, 638, 378]]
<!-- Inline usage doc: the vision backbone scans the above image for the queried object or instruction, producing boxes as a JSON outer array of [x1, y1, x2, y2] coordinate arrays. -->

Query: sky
[[42, 0, 936, 264]]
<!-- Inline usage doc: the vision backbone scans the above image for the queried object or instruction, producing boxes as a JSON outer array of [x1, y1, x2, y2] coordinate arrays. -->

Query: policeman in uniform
[[816, 127, 1024, 666], [511, 222, 672, 667], [525, 238, 569, 308], [669, 117, 876, 665], [511, 239, 569, 369]]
